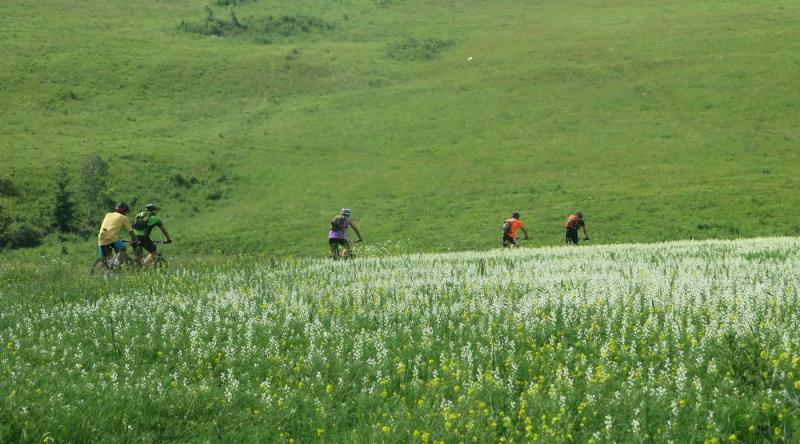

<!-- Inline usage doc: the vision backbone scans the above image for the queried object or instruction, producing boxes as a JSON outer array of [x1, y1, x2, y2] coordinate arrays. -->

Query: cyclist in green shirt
[[132, 203, 173, 264]]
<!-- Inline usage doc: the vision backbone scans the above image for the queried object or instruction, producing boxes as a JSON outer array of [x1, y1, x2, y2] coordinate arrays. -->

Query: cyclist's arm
[[349, 222, 363, 241], [582, 223, 588, 238], [159, 224, 173, 243], [123, 218, 139, 243], [521, 227, 529, 239]]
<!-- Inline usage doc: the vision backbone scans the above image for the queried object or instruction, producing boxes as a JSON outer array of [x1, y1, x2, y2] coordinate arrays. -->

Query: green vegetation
[[1, 0, 799, 259], [2, 238, 799, 442], [178, 6, 333, 44]]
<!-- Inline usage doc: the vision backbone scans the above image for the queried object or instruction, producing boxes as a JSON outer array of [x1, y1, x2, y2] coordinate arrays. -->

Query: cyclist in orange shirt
[[565, 211, 589, 245], [502, 211, 529, 248]]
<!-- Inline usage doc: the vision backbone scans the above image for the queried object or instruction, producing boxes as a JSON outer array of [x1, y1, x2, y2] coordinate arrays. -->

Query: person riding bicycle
[[132, 203, 173, 264], [502, 211, 529, 248], [97, 202, 138, 264], [565, 211, 589, 245], [329, 208, 363, 258]]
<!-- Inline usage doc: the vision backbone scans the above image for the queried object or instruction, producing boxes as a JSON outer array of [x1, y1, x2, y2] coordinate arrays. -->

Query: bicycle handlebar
[[124, 240, 172, 245]]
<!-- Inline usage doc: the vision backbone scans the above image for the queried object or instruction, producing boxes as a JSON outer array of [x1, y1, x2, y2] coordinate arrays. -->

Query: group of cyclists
[[96, 202, 172, 267], [501, 210, 589, 248], [326, 207, 589, 259], [95, 204, 589, 264]]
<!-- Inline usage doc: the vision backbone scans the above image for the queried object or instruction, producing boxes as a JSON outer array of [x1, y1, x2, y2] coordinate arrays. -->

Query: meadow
[[1, 0, 799, 258], [1, 237, 799, 442]]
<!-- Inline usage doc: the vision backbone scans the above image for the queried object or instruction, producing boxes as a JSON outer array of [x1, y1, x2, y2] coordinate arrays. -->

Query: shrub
[[215, 0, 255, 5], [206, 188, 223, 201], [180, 7, 332, 42], [0, 177, 19, 197], [388, 37, 455, 61], [249, 15, 333, 38], [171, 174, 197, 188], [0, 220, 41, 249], [179, 6, 247, 37]]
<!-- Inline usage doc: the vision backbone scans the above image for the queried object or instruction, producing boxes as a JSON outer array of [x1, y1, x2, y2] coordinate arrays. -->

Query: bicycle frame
[[132, 240, 170, 267], [331, 238, 359, 260]]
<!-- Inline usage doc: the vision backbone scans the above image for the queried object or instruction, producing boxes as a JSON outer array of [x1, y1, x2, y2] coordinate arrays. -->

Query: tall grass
[[1, 238, 799, 442]]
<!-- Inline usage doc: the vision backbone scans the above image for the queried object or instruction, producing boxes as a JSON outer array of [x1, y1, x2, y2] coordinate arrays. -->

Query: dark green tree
[[53, 163, 77, 233], [78, 153, 110, 226]]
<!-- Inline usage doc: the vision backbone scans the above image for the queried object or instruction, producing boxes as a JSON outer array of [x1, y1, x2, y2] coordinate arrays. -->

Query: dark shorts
[[502, 234, 516, 246], [138, 236, 157, 253], [329, 237, 348, 247], [566, 229, 579, 244]]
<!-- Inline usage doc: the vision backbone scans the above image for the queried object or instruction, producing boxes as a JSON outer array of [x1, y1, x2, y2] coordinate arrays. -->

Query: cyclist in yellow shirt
[[97, 202, 139, 264]]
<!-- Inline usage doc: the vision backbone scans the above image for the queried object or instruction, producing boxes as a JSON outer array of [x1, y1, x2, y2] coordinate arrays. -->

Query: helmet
[[145, 203, 159, 212], [576, 211, 584, 218], [115, 202, 130, 213], [512, 211, 520, 219], [341, 208, 351, 216]]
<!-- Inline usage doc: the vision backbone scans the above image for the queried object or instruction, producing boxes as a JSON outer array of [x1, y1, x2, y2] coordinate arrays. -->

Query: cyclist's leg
[[329, 238, 340, 259], [98, 244, 113, 260], [341, 239, 352, 257], [139, 236, 157, 264], [92, 244, 113, 274], [111, 239, 127, 265], [565, 229, 578, 245]]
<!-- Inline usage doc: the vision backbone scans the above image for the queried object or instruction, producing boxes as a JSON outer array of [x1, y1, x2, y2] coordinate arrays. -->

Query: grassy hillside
[[1, 0, 799, 258]]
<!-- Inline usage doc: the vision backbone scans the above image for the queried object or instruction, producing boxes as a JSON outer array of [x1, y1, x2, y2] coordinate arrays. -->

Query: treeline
[[0, 153, 112, 250]]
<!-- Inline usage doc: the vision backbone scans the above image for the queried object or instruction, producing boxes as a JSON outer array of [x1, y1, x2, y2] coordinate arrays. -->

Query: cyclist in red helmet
[[97, 202, 138, 264]]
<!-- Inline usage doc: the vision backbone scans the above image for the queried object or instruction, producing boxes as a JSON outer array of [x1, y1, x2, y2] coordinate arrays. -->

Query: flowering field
[[2, 238, 800, 443]]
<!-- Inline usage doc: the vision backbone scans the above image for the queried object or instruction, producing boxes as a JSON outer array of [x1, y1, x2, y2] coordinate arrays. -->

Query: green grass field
[[2, 0, 799, 259]]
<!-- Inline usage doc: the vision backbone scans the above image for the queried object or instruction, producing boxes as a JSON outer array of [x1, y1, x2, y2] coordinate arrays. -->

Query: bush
[[179, 6, 247, 37], [215, 0, 255, 5], [0, 220, 41, 249], [388, 37, 455, 61], [0, 177, 20, 197], [179, 7, 332, 42], [171, 174, 198, 188], [206, 189, 223, 201], [249, 15, 333, 38]]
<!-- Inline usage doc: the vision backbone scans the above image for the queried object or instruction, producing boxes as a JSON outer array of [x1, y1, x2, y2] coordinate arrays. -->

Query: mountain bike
[[331, 238, 361, 260], [90, 241, 140, 276], [132, 240, 170, 270], [503, 237, 527, 249]]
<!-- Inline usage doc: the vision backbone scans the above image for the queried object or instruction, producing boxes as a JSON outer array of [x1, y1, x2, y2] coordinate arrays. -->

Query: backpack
[[502, 219, 513, 234], [331, 215, 347, 231], [132, 212, 150, 230], [565, 214, 579, 229]]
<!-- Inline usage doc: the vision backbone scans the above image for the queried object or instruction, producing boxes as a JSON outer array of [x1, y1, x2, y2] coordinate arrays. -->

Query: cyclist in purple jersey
[[329, 208, 363, 258]]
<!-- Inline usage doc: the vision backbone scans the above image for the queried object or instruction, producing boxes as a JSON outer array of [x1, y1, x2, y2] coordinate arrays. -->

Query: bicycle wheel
[[120, 255, 140, 272], [153, 254, 168, 270], [90, 257, 111, 276]]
